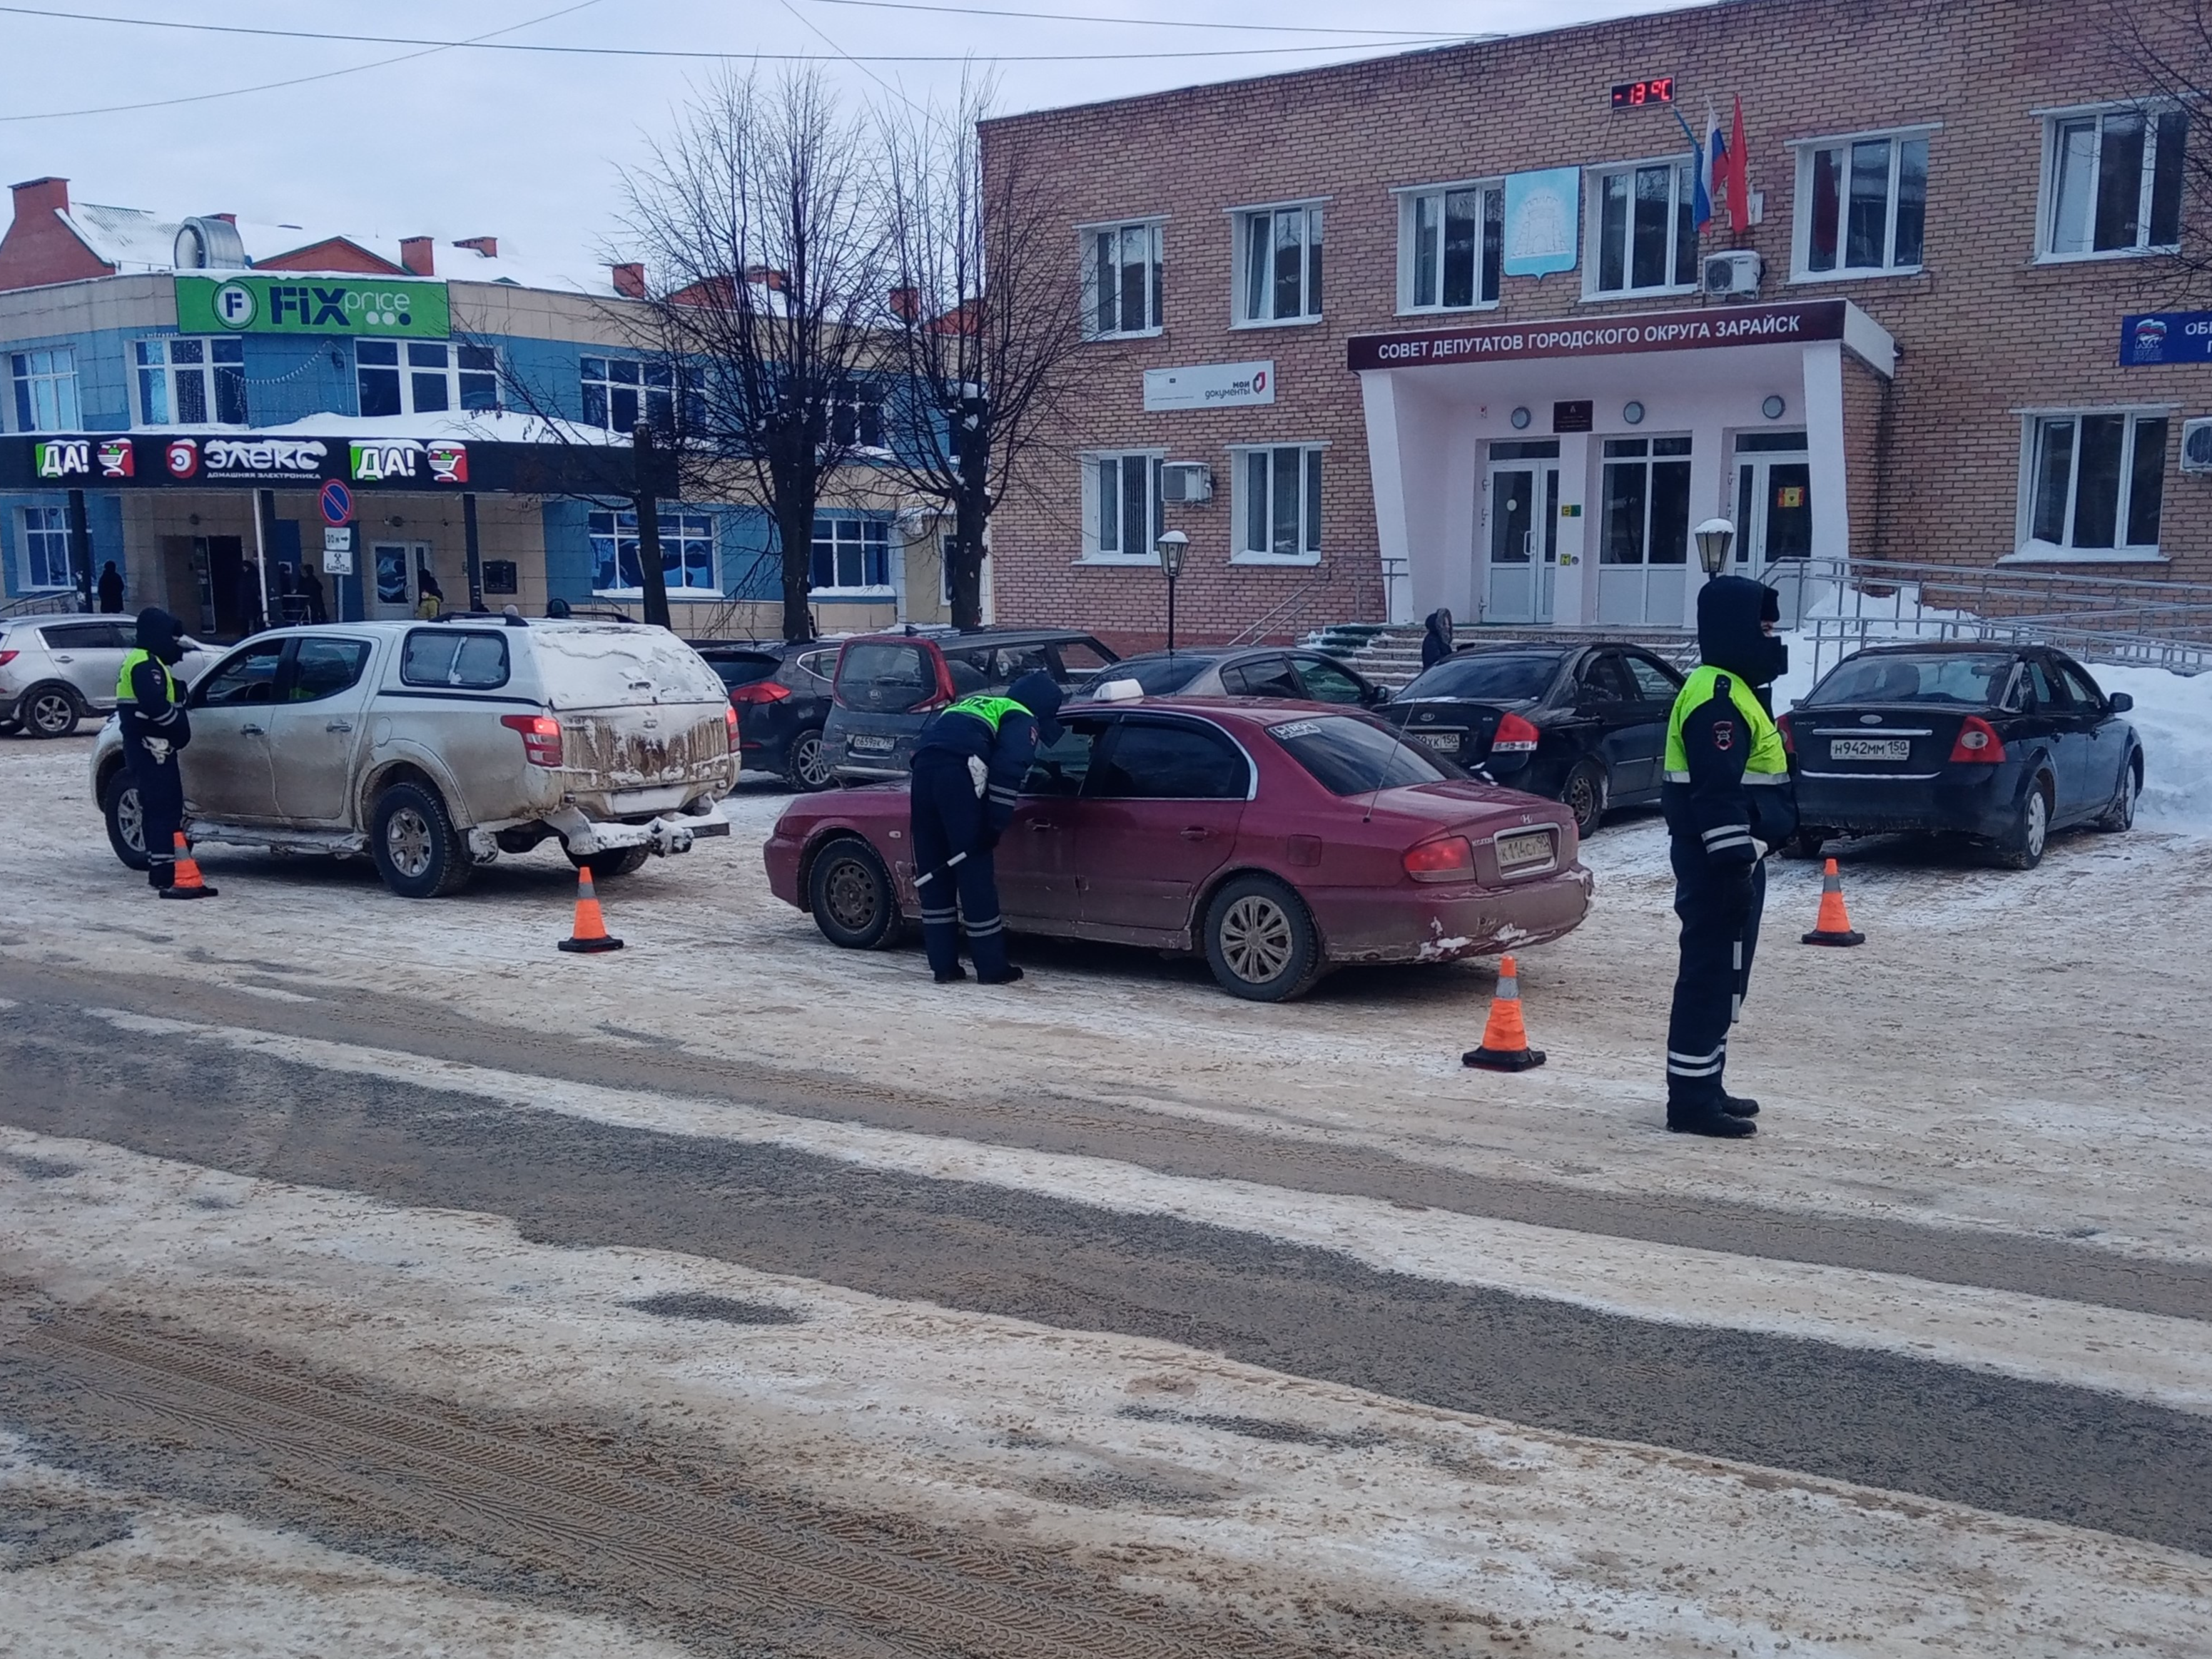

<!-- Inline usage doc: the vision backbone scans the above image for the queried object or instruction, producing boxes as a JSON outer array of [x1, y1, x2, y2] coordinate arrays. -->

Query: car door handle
[[240, 724, 265, 736], [51, 654, 73, 663], [326, 720, 354, 733], [1180, 826, 1212, 841], [1028, 819, 1056, 832]]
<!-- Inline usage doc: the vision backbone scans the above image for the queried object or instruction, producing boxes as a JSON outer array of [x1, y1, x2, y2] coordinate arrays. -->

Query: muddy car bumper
[[1307, 863, 1595, 965], [540, 805, 731, 858]]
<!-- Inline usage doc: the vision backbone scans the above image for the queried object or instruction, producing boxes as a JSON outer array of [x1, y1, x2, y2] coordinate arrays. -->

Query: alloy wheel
[[1219, 893, 1295, 983], [793, 732, 833, 789], [2024, 788, 2048, 860], [28, 690, 75, 736], [116, 786, 145, 856], [385, 806, 435, 878]]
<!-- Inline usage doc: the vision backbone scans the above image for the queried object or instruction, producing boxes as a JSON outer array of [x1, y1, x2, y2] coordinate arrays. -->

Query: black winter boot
[[1721, 1093, 1760, 1117], [1667, 1104, 1757, 1138]]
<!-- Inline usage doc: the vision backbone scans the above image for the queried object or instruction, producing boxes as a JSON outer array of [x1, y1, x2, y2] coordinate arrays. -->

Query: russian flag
[[1702, 104, 1727, 236], [1675, 104, 1716, 235]]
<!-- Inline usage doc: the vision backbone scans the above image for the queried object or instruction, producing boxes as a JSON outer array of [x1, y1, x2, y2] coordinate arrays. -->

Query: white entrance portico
[[1350, 300, 1896, 629]]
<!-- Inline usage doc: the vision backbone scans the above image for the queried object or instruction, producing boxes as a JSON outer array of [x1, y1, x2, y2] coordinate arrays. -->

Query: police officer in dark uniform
[[909, 669, 1065, 985], [116, 607, 198, 895], [1660, 576, 1795, 1137]]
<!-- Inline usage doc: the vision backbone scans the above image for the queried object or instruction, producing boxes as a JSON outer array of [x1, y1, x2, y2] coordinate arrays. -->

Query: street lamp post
[[1693, 517, 1736, 581], [1154, 529, 1188, 654]]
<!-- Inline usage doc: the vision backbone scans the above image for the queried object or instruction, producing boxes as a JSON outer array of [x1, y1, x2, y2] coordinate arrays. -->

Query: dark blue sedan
[[1779, 644, 2143, 870]]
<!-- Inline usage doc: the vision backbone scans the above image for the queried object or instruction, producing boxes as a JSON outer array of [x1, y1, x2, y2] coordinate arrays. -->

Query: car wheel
[[370, 780, 472, 898], [567, 845, 651, 881], [1558, 759, 1608, 838], [1993, 776, 2052, 871], [2095, 759, 2140, 833], [1202, 874, 1322, 1003], [787, 728, 834, 792], [101, 767, 152, 871], [21, 684, 81, 739], [808, 836, 900, 950]]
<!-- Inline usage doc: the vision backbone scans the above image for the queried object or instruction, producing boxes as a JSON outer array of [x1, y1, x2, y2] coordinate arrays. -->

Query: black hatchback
[[1376, 643, 1685, 835], [1780, 643, 2143, 869], [691, 641, 841, 791]]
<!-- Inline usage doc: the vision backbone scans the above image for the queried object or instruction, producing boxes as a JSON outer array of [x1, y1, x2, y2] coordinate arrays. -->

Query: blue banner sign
[[2121, 311, 2212, 365]]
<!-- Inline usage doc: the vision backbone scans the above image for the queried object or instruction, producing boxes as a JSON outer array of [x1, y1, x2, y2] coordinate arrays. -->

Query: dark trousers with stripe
[[126, 736, 186, 890], [908, 751, 1010, 979], [1665, 840, 1765, 1112]]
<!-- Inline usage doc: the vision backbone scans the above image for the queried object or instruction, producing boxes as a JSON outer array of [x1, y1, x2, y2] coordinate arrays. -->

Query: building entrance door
[[1596, 435, 1693, 627], [1482, 442, 1560, 626], [1733, 431, 1813, 623], [368, 541, 430, 619]]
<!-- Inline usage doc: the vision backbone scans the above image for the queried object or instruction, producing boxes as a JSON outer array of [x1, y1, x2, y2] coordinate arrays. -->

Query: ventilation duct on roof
[[173, 216, 248, 270]]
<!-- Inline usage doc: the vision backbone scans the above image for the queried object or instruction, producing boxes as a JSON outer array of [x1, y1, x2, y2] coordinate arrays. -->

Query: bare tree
[[619, 68, 890, 641], [878, 76, 1085, 630], [2111, 0, 2212, 299]]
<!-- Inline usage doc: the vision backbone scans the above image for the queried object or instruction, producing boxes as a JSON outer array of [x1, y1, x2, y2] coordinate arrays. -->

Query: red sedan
[[763, 699, 1593, 1000]]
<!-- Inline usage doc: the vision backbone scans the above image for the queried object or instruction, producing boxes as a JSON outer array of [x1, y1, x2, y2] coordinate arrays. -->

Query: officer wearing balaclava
[[1660, 576, 1795, 1137], [116, 607, 198, 895]]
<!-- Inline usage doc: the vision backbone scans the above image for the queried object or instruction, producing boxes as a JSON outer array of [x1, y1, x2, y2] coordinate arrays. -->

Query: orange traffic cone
[[1801, 858, 1865, 947], [159, 831, 218, 900], [557, 866, 624, 953], [1462, 955, 1547, 1071]]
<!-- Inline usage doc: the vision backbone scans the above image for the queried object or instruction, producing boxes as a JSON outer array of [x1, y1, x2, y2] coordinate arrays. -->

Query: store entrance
[[1481, 441, 1560, 626]]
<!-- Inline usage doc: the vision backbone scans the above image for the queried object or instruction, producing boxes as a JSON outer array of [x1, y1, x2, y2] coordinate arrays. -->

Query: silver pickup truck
[[91, 618, 737, 897]]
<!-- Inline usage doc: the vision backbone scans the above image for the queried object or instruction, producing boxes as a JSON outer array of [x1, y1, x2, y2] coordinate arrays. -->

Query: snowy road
[[2, 736, 2209, 1655]]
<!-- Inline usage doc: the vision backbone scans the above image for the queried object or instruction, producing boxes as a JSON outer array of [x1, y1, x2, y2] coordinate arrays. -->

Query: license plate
[[848, 734, 895, 754], [1830, 738, 1909, 762], [1496, 830, 1555, 872], [1414, 731, 1460, 751]]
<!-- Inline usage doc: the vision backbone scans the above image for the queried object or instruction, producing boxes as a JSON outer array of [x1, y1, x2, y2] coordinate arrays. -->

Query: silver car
[[91, 618, 739, 897], [1, 614, 213, 738]]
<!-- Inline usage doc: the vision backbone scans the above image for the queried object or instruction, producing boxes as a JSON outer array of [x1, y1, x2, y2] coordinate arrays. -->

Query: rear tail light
[[725, 706, 739, 748], [1403, 835, 1475, 882], [499, 712, 564, 768], [1491, 711, 1540, 754], [728, 680, 791, 704], [1949, 716, 2006, 764], [0, 650, 16, 667], [1776, 713, 1795, 755]]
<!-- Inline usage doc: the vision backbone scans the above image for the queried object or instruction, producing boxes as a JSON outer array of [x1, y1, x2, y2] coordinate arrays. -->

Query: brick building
[[980, 0, 2211, 646]]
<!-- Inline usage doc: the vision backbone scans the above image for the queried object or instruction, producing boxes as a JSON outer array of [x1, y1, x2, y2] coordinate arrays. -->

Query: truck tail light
[[1403, 835, 1475, 882], [729, 680, 791, 704], [500, 713, 563, 768], [1491, 711, 1540, 754], [1949, 716, 2006, 764], [725, 706, 739, 748]]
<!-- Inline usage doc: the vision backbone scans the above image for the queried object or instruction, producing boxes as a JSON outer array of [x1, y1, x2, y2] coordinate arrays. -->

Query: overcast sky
[[0, 0, 1691, 275]]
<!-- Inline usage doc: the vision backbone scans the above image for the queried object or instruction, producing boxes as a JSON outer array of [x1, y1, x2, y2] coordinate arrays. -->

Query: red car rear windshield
[[1267, 715, 1457, 795]]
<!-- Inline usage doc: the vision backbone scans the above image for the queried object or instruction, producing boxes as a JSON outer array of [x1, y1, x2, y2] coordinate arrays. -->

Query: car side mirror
[[1364, 685, 1390, 706], [2108, 691, 2134, 714]]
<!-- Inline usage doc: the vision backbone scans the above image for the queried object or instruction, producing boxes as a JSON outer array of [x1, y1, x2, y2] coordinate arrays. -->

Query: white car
[[91, 618, 738, 897], [1, 612, 215, 738]]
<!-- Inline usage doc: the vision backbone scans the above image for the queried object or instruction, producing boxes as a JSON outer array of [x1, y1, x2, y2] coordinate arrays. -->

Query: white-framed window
[[9, 347, 80, 432], [1230, 444, 1324, 563], [1232, 201, 1324, 325], [2017, 410, 2168, 557], [1080, 450, 1165, 563], [1082, 220, 1165, 339], [19, 504, 72, 589], [589, 507, 717, 594], [2040, 103, 2187, 260], [1397, 183, 1503, 313], [135, 337, 248, 425], [810, 516, 893, 594], [357, 340, 498, 418], [579, 355, 674, 432], [1599, 436, 1695, 567], [1586, 158, 1698, 298], [1792, 129, 1932, 278]]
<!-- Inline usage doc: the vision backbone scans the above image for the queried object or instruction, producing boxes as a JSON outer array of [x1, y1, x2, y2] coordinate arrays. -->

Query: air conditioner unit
[[1160, 462, 1213, 504], [1703, 250, 1763, 300], [2182, 417, 2212, 475]]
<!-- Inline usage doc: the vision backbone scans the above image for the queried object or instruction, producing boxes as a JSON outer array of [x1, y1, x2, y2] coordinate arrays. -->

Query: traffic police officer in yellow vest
[[1661, 576, 1795, 1137], [116, 607, 198, 895]]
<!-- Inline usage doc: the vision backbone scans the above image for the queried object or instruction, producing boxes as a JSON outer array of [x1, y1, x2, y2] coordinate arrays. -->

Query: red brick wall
[[0, 178, 113, 292], [982, 0, 2210, 640]]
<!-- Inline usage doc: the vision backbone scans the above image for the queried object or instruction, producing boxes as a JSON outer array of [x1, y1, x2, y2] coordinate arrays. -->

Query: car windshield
[[1401, 652, 1561, 703], [1267, 714, 1457, 795], [1807, 653, 2015, 706], [1082, 656, 1213, 696]]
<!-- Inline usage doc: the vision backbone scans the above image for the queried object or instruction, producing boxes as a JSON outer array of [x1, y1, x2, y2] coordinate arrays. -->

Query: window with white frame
[[136, 337, 248, 425], [1083, 452, 1163, 562], [1795, 131, 1930, 277], [1399, 183, 1502, 312], [1234, 203, 1324, 325], [1232, 445, 1323, 562], [19, 504, 71, 589], [2021, 411, 2168, 554], [10, 347, 80, 432], [579, 355, 674, 432], [810, 517, 893, 593], [1084, 220, 1165, 338], [2042, 105, 2186, 258], [589, 507, 717, 594], [357, 340, 498, 418], [1587, 159, 1698, 296]]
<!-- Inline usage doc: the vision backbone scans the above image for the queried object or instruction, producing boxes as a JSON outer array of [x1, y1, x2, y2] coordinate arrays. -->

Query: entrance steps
[[1306, 622, 1695, 689]]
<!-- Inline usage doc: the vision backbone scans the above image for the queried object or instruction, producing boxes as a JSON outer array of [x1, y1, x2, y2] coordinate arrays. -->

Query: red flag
[[1728, 94, 1751, 233]]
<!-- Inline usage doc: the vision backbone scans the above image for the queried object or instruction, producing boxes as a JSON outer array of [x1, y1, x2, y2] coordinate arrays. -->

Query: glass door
[[369, 541, 429, 620], [1483, 440, 1561, 626], [1734, 432, 1812, 624], [1597, 436, 1692, 626]]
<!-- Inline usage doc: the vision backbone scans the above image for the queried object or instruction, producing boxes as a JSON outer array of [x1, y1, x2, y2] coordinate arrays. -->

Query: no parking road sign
[[319, 479, 354, 527]]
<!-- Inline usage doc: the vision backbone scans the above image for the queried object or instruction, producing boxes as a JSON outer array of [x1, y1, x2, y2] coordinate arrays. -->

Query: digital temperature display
[[1610, 77, 1675, 109]]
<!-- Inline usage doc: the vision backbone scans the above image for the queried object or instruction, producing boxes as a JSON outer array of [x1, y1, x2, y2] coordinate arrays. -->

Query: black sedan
[[691, 641, 839, 791], [1077, 646, 1389, 707], [1780, 643, 2142, 870], [1376, 644, 1685, 836]]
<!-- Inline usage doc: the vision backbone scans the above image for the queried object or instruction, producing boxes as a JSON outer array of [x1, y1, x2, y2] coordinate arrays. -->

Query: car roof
[[1849, 641, 2030, 656], [843, 627, 1104, 649], [1444, 643, 1573, 659]]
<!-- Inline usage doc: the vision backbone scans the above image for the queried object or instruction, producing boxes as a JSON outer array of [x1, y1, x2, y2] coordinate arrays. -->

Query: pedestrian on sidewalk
[[117, 608, 195, 894], [298, 562, 328, 624], [1420, 607, 1456, 669], [96, 561, 124, 614]]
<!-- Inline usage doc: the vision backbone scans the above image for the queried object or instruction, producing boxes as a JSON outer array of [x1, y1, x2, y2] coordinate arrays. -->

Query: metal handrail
[[0, 591, 86, 621], [1226, 572, 1332, 648]]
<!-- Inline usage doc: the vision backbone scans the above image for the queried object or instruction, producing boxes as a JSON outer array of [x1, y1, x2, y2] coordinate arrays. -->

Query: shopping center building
[[980, 0, 2212, 643], [0, 179, 952, 636]]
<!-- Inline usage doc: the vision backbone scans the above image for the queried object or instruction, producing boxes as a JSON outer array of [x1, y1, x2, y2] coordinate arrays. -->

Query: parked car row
[[1, 612, 215, 737]]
